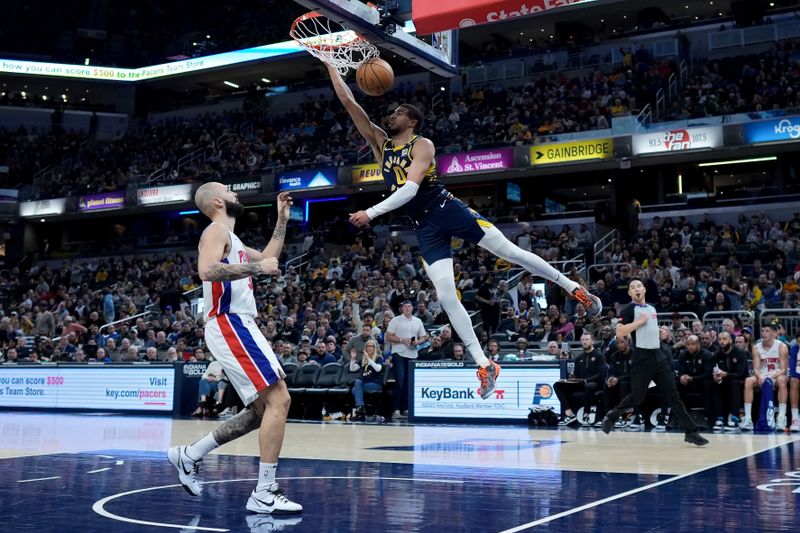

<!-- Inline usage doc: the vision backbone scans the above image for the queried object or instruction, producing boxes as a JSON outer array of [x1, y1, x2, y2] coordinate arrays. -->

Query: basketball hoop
[[290, 12, 380, 75]]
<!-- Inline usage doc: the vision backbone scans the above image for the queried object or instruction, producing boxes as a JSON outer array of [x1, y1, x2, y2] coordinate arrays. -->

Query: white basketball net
[[290, 12, 380, 75]]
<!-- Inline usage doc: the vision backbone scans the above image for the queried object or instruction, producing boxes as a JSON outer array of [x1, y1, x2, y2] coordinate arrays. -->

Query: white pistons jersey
[[202, 225, 257, 318], [756, 340, 783, 375]]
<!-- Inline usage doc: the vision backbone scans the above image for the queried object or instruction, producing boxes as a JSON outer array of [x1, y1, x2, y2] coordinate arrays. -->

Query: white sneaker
[[245, 513, 303, 532], [391, 410, 403, 420], [167, 446, 202, 496], [713, 419, 724, 432], [790, 418, 800, 433], [246, 482, 303, 514], [739, 417, 754, 431], [776, 414, 788, 431]]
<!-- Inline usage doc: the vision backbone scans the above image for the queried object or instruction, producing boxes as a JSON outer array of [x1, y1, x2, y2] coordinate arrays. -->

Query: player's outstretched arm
[[261, 192, 291, 260], [198, 224, 279, 282], [324, 63, 386, 159]]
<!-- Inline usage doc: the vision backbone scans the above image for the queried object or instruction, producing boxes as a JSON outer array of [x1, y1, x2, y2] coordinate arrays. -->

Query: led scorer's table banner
[[0, 366, 175, 411], [411, 361, 561, 421], [632, 126, 723, 155], [0, 40, 311, 81]]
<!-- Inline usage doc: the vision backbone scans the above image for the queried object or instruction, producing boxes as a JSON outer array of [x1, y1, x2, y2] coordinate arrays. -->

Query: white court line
[[87, 468, 112, 474], [17, 476, 60, 483], [498, 436, 800, 533], [93, 475, 464, 532], [115, 460, 124, 465], [96, 455, 115, 459]]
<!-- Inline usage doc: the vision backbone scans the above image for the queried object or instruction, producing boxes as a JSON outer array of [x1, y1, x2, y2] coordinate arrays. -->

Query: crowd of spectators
[[1, 203, 800, 425], [4, 37, 800, 199], [1, 207, 798, 364]]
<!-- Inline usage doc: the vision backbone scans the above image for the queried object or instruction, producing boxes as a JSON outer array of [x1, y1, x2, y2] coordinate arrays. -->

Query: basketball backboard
[[292, 0, 459, 77]]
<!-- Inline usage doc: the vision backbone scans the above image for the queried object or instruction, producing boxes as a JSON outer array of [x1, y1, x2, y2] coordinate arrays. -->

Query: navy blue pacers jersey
[[381, 135, 445, 217]]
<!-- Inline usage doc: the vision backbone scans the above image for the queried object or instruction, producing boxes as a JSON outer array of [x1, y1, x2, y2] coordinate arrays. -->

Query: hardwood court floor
[[0, 412, 798, 532]]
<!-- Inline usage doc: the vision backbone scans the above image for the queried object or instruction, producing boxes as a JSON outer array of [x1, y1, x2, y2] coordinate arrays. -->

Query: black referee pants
[[606, 347, 697, 433]]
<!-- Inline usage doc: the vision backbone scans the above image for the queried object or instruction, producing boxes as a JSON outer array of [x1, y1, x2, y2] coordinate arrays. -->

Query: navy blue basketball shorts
[[414, 196, 495, 265]]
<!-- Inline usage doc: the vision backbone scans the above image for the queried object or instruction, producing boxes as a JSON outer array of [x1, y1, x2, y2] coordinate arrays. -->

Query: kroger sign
[[744, 117, 800, 144]]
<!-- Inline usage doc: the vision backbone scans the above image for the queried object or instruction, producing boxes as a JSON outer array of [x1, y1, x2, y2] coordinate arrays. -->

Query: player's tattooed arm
[[212, 407, 261, 444], [271, 221, 287, 241], [205, 261, 265, 282], [262, 192, 291, 260]]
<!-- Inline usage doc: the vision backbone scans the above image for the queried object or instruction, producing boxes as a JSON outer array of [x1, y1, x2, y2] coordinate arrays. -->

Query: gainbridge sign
[[531, 138, 614, 165], [411, 361, 561, 421]]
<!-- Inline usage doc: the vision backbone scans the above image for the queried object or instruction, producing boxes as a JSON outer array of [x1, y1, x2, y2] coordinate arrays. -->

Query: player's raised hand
[[260, 257, 281, 276], [349, 210, 370, 228], [277, 192, 293, 223]]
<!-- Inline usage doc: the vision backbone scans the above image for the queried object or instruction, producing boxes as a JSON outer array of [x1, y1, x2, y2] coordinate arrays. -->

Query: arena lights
[[0, 21, 420, 82], [697, 156, 777, 167]]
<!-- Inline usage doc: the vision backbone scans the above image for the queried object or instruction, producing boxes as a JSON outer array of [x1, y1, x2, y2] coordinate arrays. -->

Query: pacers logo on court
[[532, 383, 553, 405]]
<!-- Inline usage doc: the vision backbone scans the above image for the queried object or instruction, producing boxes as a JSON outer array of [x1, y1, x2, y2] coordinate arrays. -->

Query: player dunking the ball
[[168, 184, 302, 515], [324, 62, 603, 398]]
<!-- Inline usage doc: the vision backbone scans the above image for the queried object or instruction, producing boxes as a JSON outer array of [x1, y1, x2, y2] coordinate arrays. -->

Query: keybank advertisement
[[0, 366, 174, 411], [744, 117, 800, 144], [276, 167, 337, 191], [412, 362, 560, 419], [632, 126, 722, 155]]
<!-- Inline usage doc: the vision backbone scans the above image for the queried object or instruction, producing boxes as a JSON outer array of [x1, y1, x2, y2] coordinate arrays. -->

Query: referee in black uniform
[[601, 278, 709, 446]]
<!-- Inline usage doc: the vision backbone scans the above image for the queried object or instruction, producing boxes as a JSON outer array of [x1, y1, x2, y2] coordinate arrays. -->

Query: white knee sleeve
[[478, 225, 577, 292], [426, 259, 489, 367]]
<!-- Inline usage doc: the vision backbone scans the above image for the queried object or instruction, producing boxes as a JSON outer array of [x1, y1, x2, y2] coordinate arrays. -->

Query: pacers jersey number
[[381, 135, 436, 191]]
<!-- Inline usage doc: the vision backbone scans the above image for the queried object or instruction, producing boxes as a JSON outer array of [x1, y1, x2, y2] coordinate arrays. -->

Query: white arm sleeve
[[366, 181, 419, 220]]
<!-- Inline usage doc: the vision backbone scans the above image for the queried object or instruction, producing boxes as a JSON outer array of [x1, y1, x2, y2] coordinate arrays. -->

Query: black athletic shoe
[[684, 431, 709, 447], [601, 414, 617, 434]]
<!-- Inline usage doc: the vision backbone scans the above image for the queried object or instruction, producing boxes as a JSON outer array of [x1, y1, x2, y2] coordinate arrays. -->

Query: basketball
[[356, 58, 394, 96]]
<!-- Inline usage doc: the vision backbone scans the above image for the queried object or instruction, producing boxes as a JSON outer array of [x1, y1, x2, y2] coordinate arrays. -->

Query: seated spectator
[[414, 301, 434, 326], [451, 343, 466, 362], [677, 335, 714, 419], [164, 347, 180, 362], [97, 347, 111, 363], [142, 347, 159, 363], [603, 336, 632, 420], [349, 339, 384, 421], [2, 347, 18, 363], [279, 343, 297, 366], [545, 341, 561, 359], [554, 332, 606, 426], [189, 346, 207, 362], [345, 324, 375, 356], [309, 341, 336, 365], [325, 336, 343, 360], [708, 331, 748, 431], [486, 339, 502, 362], [122, 346, 140, 362], [193, 360, 225, 417], [438, 326, 455, 359]]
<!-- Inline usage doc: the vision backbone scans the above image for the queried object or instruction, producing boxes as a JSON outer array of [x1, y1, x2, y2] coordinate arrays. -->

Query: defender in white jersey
[[168, 183, 302, 515], [740, 321, 789, 431]]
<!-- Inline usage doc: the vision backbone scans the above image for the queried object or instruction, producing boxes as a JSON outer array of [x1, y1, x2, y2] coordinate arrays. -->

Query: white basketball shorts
[[205, 313, 285, 405]]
